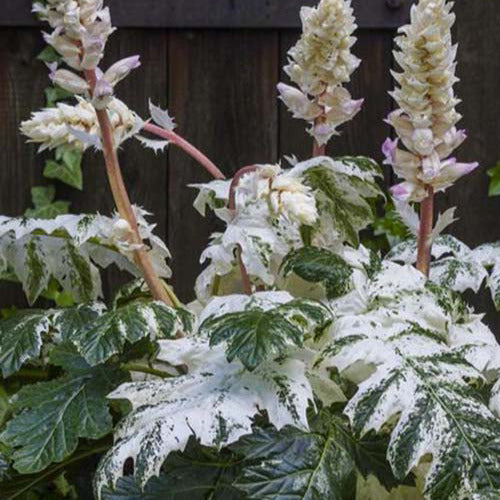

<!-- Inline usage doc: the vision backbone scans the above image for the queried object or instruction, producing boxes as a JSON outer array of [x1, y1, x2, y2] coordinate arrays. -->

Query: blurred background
[[1, 0, 500, 329]]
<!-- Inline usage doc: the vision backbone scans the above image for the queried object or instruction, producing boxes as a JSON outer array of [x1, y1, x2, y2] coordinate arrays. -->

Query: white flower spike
[[21, 97, 142, 152], [34, 0, 114, 71], [278, 0, 362, 147], [384, 0, 478, 202]]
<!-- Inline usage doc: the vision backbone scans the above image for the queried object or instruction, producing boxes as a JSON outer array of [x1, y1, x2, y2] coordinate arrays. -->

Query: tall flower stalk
[[278, 0, 363, 156], [25, 0, 225, 305], [383, 0, 478, 275]]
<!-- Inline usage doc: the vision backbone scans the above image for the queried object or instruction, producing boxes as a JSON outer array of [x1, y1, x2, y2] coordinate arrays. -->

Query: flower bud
[[277, 83, 322, 121], [50, 69, 89, 95], [104, 56, 141, 87]]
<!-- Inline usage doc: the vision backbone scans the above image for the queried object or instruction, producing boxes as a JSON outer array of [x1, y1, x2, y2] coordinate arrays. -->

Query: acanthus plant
[[0, 0, 500, 499]]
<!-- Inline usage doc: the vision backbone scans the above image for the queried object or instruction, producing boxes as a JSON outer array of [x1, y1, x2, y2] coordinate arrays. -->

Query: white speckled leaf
[[346, 351, 500, 500], [490, 379, 500, 417], [0, 210, 171, 304], [0, 311, 51, 377], [95, 336, 314, 496], [387, 236, 487, 294]]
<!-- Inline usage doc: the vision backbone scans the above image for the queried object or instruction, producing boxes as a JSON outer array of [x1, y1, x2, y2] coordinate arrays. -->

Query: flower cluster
[[278, 0, 363, 146], [34, 0, 114, 70], [34, 0, 141, 109], [237, 165, 318, 226], [383, 0, 478, 202], [21, 97, 142, 152]]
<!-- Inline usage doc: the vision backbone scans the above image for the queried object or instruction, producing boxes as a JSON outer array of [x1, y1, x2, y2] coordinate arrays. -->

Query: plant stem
[[84, 70, 173, 307], [313, 140, 326, 157], [228, 165, 259, 295], [416, 186, 434, 276], [121, 363, 175, 379], [143, 123, 225, 180]]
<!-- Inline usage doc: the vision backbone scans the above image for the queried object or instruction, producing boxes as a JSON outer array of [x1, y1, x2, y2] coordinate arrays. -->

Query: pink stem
[[416, 186, 435, 277], [313, 140, 326, 157], [228, 165, 259, 295], [143, 123, 225, 180], [84, 70, 174, 306]]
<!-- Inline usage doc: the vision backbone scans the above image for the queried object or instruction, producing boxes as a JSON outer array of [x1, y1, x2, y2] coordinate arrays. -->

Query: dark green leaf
[[234, 411, 357, 500], [102, 439, 245, 500], [44, 148, 83, 190], [0, 367, 124, 474], [205, 309, 303, 371], [281, 247, 353, 299], [44, 86, 74, 107], [37, 46, 61, 63], [25, 186, 70, 220]]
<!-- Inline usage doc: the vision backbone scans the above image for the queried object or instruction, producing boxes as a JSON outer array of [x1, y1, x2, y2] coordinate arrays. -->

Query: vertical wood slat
[[0, 29, 46, 307], [168, 30, 279, 301], [440, 2, 500, 332]]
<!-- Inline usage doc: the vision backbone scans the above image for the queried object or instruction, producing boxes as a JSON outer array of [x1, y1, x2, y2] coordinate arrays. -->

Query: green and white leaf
[[0, 452, 9, 481], [0, 366, 125, 474], [490, 379, 500, 417], [193, 157, 381, 301], [95, 335, 314, 494], [281, 246, 353, 299], [72, 300, 190, 366], [473, 242, 500, 310], [200, 296, 330, 371], [234, 412, 357, 500], [344, 351, 500, 499], [387, 235, 487, 293], [0, 208, 171, 304], [0, 303, 105, 377], [0, 310, 52, 377], [296, 156, 383, 247]]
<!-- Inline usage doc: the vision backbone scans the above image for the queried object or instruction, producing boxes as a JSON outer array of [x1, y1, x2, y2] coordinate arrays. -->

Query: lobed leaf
[[72, 301, 189, 366], [234, 411, 357, 500], [0, 366, 125, 474], [95, 336, 314, 495]]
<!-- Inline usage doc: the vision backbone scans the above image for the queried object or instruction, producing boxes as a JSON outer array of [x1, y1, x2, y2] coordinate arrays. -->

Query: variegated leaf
[[72, 300, 190, 366], [200, 297, 330, 371], [95, 336, 314, 495], [0, 311, 52, 377], [0, 209, 171, 304], [102, 439, 244, 500], [344, 351, 500, 500], [387, 235, 487, 293]]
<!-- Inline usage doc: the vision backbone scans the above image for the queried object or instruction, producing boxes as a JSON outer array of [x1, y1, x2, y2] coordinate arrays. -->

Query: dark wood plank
[[279, 29, 394, 181], [2, 0, 414, 29], [435, 1, 500, 333], [0, 28, 47, 307], [168, 30, 279, 301]]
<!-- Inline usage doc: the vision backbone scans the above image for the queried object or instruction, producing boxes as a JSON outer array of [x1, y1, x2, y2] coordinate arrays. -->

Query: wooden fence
[[1, 0, 500, 330]]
